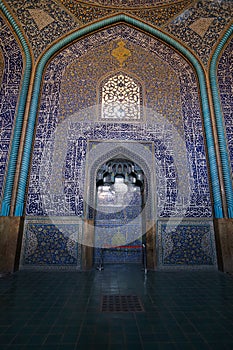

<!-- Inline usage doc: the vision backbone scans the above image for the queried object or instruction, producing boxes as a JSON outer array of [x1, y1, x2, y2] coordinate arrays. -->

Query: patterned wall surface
[[59, 37, 183, 130], [5, 0, 79, 59], [4, 0, 232, 65], [165, 0, 233, 65], [217, 38, 233, 175], [20, 217, 82, 269], [18, 21, 218, 269], [158, 219, 217, 268], [59, 0, 192, 27], [80, 0, 183, 6], [0, 15, 23, 205], [26, 24, 212, 220], [0, 51, 3, 85]]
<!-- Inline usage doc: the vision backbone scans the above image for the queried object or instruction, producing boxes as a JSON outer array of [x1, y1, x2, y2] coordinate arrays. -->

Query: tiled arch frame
[[13, 14, 223, 218], [0, 1, 32, 215], [83, 141, 156, 268], [210, 24, 233, 218], [85, 142, 155, 221]]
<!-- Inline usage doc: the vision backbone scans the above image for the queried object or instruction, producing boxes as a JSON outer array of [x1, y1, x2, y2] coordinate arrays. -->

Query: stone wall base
[[214, 218, 233, 272], [0, 216, 24, 273]]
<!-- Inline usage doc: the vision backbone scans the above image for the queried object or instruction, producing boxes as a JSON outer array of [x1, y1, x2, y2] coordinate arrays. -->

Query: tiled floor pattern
[[0, 265, 233, 349]]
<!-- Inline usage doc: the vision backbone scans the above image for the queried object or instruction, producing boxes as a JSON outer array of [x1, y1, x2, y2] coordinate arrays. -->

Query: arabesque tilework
[[20, 217, 82, 269], [165, 0, 233, 65], [0, 15, 23, 204], [6, 0, 79, 59], [26, 25, 212, 219], [3, 0, 232, 66], [60, 0, 192, 27], [82, 0, 182, 6], [217, 38, 233, 174], [20, 24, 217, 269], [158, 220, 217, 268]]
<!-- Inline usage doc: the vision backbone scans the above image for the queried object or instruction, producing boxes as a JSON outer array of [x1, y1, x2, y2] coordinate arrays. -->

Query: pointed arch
[[210, 24, 233, 218], [14, 14, 223, 218], [0, 1, 32, 215], [84, 142, 155, 222]]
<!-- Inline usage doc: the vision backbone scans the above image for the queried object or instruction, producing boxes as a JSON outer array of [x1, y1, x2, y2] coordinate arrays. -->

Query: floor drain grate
[[101, 295, 144, 312]]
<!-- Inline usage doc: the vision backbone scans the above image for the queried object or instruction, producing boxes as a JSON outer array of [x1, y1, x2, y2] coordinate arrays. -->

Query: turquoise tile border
[[0, 1, 32, 216], [210, 24, 233, 218], [1, 13, 222, 218]]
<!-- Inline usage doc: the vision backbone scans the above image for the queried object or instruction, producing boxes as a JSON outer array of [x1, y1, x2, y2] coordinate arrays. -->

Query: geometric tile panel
[[189, 17, 214, 38], [26, 24, 212, 218], [28, 9, 54, 31], [158, 219, 217, 268], [217, 38, 233, 174], [20, 217, 82, 270], [0, 16, 23, 203]]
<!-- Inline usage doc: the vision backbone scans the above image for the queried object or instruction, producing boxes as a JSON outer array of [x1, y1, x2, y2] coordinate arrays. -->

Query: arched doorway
[[82, 141, 156, 270], [94, 158, 145, 267]]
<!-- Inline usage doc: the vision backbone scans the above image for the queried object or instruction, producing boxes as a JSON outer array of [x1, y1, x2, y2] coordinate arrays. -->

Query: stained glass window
[[101, 72, 142, 120]]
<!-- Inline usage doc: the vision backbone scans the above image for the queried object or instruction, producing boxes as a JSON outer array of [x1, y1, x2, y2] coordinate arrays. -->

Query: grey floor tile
[[0, 265, 233, 350]]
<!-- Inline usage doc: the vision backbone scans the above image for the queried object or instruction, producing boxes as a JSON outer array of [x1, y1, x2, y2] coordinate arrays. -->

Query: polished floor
[[1, 265, 233, 349]]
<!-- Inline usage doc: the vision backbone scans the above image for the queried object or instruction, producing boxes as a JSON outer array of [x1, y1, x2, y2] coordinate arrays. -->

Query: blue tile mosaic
[[6, 0, 79, 60], [158, 220, 217, 268], [0, 15, 23, 203], [20, 217, 82, 269], [82, 0, 183, 6], [217, 38, 233, 175], [25, 24, 212, 219], [165, 0, 233, 65], [60, 0, 193, 27]]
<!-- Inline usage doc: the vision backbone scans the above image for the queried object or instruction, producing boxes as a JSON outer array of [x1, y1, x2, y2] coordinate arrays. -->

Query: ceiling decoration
[[59, 0, 193, 26], [28, 9, 55, 30], [189, 17, 215, 38], [74, 0, 183, 8]]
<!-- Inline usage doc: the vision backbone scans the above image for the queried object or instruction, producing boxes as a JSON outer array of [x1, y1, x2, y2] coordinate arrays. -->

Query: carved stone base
[[214, 218, 233, 272], [0, 216, 24, 273]]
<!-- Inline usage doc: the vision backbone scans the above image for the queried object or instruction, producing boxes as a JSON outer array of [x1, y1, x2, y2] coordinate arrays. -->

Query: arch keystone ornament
[[111, 40, 131, 67]]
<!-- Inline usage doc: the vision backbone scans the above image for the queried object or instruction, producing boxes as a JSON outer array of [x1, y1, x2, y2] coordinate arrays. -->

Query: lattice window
[[101, 73, 142, 121]]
